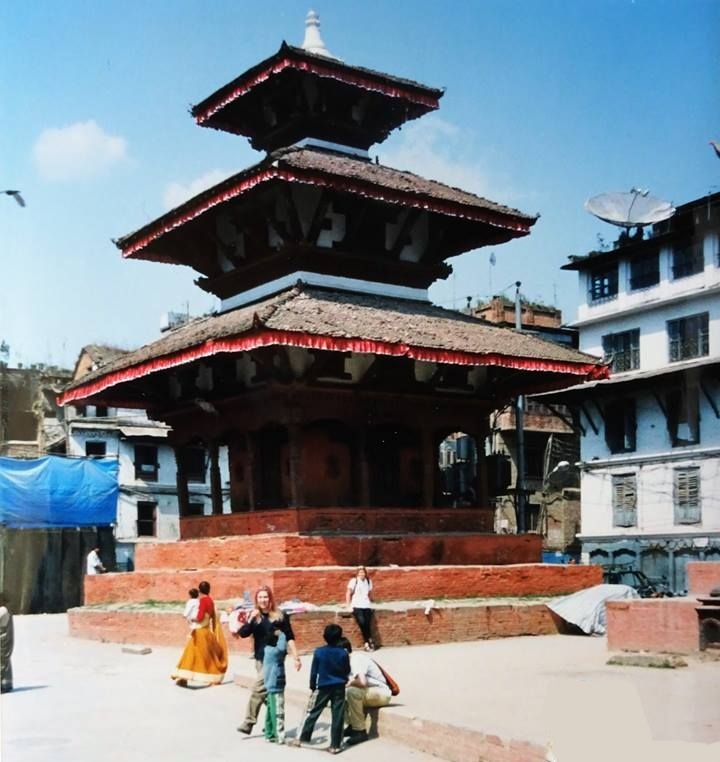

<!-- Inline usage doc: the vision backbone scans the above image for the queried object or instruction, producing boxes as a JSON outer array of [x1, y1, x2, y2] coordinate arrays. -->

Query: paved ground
[[3, 614, 720, 762], [0, 615, 438, 762]]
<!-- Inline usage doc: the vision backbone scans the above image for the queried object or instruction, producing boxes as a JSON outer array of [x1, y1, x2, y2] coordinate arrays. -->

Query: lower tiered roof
[[59, 284, 606, 407]]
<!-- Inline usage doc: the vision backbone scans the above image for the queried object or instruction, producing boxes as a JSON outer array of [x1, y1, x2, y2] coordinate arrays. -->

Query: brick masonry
[[135, 532, 542, 570], [83, 563, 601, 606], [68, 600, 564, 654], [179, 507, 494, 539], [606, 561, 720, 654], [606, 598, 701, 653], [687, 561, 720, 596]]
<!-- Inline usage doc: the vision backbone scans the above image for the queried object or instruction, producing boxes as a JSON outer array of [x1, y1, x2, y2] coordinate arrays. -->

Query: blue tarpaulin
[[0, 456, 118, 528]]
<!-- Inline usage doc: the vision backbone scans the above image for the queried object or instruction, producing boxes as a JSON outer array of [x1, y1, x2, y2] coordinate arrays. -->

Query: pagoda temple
[[60, 13, 606, 558]]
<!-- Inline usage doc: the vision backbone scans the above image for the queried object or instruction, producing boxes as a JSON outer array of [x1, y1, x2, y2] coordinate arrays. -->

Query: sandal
[[327, 748, 341, 755]]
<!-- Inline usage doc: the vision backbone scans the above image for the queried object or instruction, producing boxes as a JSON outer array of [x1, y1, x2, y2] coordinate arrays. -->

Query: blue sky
[[2, 0, 718, 368]]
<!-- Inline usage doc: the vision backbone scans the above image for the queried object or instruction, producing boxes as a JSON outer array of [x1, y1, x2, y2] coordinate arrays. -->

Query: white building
[[66, 346, 229, 567], [557, 191, 720, 593]]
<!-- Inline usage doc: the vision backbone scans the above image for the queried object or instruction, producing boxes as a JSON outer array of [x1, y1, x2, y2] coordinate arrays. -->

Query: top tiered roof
[[191, 13, 443, 152]]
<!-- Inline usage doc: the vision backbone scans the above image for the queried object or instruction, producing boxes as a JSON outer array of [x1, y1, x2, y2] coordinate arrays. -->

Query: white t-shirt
[[348, 577, 373, 608], [350, 652, 391, 697], [86, 550, 104, 575]]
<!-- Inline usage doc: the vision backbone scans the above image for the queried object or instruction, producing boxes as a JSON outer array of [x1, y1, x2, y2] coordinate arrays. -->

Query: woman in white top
[[346, 566, 375, 651]]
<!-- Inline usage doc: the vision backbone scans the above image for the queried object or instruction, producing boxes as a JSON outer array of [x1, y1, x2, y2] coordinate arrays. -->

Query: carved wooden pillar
[[244, 431, 256, 511], [287, 423, 304, 508], [422, 428, 436, 508], [174, 446, 190, 519], [209, 440, 223, 515]]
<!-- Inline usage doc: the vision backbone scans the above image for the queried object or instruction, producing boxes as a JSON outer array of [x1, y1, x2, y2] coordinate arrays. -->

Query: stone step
[[83, 562, 600, 606], [135, 532, 541, 571]]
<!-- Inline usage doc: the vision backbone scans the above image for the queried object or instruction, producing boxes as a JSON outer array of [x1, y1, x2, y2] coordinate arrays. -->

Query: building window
[[137, 501, 157, 536], [589, 265, 618, 302], [602, 329, 640, 372], [183, 447, 207, 483], [94, 405, 108, 417], [672, 241, 704, 279], [134, 444, 159, 481], [187, 502, 205, 517], [612, 474, 637, 527], [667, 313, 709, 362], [629, 252, 659, 290], [666, 384, 700, 447], [85, 441, 107, 457], [604, 399, 636, 453], [674, 468, 701, 524], [75, 405, 86, 417]]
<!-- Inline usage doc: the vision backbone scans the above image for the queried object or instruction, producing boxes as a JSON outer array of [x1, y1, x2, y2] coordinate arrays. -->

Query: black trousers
[[300, 685, 346, 749], [353, 607, 374, 643]]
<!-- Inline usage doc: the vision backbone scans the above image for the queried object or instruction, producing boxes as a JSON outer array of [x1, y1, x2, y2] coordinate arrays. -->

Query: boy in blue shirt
[[294, 623, 350, 754]]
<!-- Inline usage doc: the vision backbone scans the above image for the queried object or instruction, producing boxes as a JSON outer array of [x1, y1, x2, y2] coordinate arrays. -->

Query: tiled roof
[[191, 43, 444, 124], [118, 146, 535, 258], [62, 285, 603, 399], [275, 148, 534, 222]]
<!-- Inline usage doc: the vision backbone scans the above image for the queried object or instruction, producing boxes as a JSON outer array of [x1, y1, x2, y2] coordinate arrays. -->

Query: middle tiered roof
[[117, 145, 537, 298]]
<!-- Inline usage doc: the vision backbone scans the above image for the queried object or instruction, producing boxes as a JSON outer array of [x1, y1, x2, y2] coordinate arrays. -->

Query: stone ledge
[[232, 676, 546, 762]]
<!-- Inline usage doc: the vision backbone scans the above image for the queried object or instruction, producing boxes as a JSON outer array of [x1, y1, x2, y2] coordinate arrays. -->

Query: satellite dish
[[585, 188, 675, 228]]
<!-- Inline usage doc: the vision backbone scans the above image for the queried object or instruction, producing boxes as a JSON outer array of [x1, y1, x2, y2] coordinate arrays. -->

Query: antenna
[[584, 188, 675, 230]]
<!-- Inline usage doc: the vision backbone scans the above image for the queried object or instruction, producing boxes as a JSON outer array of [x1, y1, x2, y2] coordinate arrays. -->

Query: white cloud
[[162, 169, 235, 211], [33, 120, 128, 181], [379, 117, 499, 200]]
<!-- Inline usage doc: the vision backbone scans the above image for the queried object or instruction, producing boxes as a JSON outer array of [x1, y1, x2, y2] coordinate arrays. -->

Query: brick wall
[[83, 563, 601, 606], [135, 532, 542, 571], [606, 598, 701, 653], [180, 507, 494, 539], [68, 600, 562, 653], [687, 561, 720, 596]]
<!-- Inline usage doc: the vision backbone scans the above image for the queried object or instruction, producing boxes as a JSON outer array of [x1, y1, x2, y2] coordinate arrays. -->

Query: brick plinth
[[180, 507, 494, 539], [136, 532, 542, 571], [68, 600, 562, 653], [687, 561, 720, 596], [606, 598, 701, 653], [83, 563, 601, 606]]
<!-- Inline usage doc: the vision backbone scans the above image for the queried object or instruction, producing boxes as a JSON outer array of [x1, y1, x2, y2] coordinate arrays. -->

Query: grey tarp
[[547, 584, 640, 635]]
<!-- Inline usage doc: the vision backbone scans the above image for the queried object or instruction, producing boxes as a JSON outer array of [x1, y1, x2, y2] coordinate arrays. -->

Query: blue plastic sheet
[[0, 456, 118, 528]]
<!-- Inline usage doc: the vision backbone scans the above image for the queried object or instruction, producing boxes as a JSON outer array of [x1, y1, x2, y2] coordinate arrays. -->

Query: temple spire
[[301, 9, 337, 59]]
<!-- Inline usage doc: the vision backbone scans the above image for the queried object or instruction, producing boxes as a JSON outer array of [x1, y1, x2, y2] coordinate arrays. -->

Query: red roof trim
[[58, 329, 608, 406], [120, 166, 532, 258], [195, 56, 440, 125]]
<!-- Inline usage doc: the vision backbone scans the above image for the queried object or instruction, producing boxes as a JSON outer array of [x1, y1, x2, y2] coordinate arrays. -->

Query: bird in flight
[[2, 190, 25, 207]]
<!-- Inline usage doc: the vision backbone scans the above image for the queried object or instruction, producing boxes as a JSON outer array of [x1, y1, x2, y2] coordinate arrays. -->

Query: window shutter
[[674, 468, 701, 524], [612, 474, 636, 527]]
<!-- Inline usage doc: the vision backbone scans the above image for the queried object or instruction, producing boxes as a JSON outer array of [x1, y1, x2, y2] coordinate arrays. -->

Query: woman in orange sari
[[171, 580, 228, 687]]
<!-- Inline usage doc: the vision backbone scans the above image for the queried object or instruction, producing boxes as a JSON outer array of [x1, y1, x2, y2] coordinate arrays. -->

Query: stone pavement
[[3, 614, 720, 762], [0, 614, 437, 762]]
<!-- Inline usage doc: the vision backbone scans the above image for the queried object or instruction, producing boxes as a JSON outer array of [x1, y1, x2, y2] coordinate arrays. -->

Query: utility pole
[[514, 282, 526, 533]]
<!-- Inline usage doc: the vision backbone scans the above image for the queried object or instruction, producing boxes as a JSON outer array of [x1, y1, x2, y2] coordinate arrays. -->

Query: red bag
[[376, 663, 400, 696]]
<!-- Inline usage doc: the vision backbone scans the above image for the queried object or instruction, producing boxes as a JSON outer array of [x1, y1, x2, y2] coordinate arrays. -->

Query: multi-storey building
[[474, 298, 580, 549], [559, 191, 720, 592]]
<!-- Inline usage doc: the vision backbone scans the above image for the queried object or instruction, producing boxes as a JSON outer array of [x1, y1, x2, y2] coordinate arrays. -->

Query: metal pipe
[[514, 282, 526, 533]]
